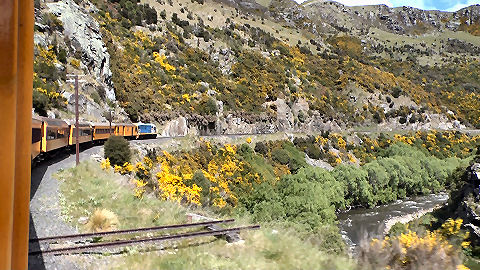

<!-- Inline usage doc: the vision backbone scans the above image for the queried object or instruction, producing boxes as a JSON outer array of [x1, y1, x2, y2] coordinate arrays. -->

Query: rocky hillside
[[32, 0, 480, 135]]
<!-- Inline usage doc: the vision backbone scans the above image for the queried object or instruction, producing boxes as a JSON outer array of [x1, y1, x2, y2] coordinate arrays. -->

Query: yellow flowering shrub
[[155, 161, 201, 205], [100, 158, 111, 170], [153, 52, 176, 72], [133, 179, 147, 198], [361, 218, 470, 270], [70, 59, 81, 68], [307, 131, 479, 166], [128, 142, 262, 209], [109, 162, 135, 175]]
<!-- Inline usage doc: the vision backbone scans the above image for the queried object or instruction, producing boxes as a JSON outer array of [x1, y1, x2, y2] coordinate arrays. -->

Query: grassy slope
[[56, 161, 353, 270]]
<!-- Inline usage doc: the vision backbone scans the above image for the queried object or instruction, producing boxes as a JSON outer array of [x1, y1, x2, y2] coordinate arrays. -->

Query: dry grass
[[85, 209, 120, 233]]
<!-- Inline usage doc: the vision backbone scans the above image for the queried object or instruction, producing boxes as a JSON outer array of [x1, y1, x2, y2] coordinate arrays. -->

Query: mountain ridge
[[32, 0, 480, 135]]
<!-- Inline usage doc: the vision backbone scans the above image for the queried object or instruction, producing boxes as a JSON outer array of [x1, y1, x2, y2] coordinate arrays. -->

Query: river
[[337, 193, 449, 248]]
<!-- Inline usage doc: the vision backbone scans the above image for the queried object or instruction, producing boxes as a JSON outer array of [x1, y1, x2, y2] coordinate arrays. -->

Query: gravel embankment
[[29, 146, 102, 270]]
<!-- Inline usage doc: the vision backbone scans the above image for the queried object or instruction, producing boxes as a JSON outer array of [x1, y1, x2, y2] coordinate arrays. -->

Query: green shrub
[[57, 47, 67, 64], [33, 90, 49, 116], [306, 144, 322, 159], [272, 148, 290, 165], [391, 86, 403, 98], [104, 136, 131, 166], [254, 141, 268, 156], [238, 143, 253, 157], [282, 143, 308, 172], [195, 97, 217, 115], [190, 170, 212, 205], [332, 165, 374, 207], [388, 222, 408, 237]]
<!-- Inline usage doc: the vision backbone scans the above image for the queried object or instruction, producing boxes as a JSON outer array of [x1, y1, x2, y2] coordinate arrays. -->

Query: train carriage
[[31, 117, 43, 160], [114, 124, 124, 137], [92, 123, 115, 141], [68, 122, 93, 145], [42, 117, 70, 153], [125, 124, 138, 138], [115, 123, 137, 138]]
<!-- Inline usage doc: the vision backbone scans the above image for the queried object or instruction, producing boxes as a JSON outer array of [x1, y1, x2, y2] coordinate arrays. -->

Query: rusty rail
[[30, 219, 235, 243], [29, 225, 260, 255]]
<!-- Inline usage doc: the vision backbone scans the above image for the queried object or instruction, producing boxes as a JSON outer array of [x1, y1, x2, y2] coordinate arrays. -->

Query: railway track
[[29, 219, 260, 255]]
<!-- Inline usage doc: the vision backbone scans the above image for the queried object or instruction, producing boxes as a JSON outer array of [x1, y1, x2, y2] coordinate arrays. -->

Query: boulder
[[161, 117, 189, 137]]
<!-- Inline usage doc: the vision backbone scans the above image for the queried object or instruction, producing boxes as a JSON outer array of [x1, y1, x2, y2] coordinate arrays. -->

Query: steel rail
[[29, 219, 235, 243], [29, 225, 260, 255]]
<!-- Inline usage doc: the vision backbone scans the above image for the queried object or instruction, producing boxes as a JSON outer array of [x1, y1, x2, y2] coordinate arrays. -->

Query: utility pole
[[74, 75, 79, 165], [109, 110, 112, 135], [67, 74, 85, 166]]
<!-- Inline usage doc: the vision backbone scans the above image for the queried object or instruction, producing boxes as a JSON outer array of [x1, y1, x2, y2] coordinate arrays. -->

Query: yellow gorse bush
[[36, 87, 61, 99], [311, 131, 479, 166], [70, 58, 81, 68], [133, 179, 147, 199], [153, 52, 176, 72], [100, 158, 111, 170], [119, 143, 262, 208], [365, 218, 470, 270]]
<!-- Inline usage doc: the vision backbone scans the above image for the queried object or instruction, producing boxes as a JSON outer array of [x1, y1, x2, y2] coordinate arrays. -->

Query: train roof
[[39, 117, 69, 128], [32, 116, 43, 126], [115, 123, 136, 127], [134, 122, 155, 126], [65, 120, 92, 128], [90, 122, 113, 127]]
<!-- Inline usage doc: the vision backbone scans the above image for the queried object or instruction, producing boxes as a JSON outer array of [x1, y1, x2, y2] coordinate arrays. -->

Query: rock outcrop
[[448, 160, 480, 245], [161, 117, 189, 137], [47, 0, 115, 101]]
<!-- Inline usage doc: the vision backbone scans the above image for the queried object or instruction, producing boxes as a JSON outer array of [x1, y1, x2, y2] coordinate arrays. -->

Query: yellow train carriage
[[115, 123, 137, 138], [114, 124, 124, 137], [92, 123, 115, 141], [31, 117, 43, 160], [68, 122, 93, 145], [41, 117, 70, 152]]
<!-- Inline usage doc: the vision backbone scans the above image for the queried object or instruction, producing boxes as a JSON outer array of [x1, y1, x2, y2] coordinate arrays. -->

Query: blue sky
[[295, 0, 480, 12]]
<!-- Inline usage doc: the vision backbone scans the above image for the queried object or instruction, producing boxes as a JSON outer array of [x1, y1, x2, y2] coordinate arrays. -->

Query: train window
[[82, 129, 92, 136], [47, 130, 56, 140], [57, 129, 66, 138], [32, 128, 42, 143]]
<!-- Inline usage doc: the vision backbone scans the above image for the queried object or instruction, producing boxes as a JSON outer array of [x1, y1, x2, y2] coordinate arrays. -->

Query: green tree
[[332, 165, 373, 207], [278, 167, 343, 229]]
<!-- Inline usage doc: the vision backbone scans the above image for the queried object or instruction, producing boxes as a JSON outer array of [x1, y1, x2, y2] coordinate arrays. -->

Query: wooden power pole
[[67, 74, 85, 166], [75, 75, 79, 165]]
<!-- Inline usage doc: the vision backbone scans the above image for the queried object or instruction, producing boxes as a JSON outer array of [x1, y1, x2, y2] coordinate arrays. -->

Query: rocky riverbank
[[383, 204, 445, 235]]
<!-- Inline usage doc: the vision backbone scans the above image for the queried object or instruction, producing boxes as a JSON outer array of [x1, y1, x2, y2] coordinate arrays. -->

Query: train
[[31, 116, 157, 161]]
